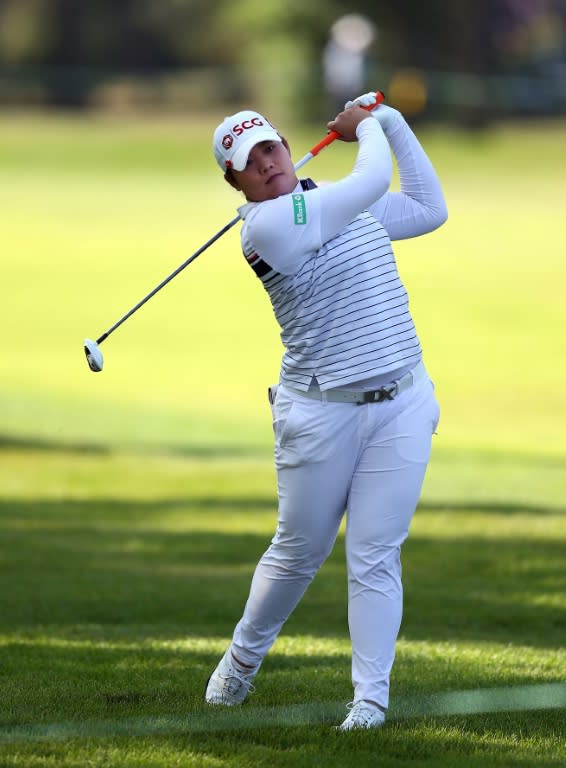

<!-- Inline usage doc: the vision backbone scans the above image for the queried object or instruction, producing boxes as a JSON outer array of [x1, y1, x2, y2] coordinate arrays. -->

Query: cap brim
[[230, 131, 282, 171]]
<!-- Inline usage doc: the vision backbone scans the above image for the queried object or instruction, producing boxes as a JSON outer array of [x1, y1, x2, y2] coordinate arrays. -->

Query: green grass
[[1, 113, 565, 455], [0, 113, 565, 766], [0, 448, 564, 766]]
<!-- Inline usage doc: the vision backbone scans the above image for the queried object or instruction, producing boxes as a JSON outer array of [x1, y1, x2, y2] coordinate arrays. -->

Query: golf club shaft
[[96, 214, 241, 345], [95, 90, 385, 346]]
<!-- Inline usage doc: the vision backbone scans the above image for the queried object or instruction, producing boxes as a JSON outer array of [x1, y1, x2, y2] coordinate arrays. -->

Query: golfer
[[205, 93, 447, 730]]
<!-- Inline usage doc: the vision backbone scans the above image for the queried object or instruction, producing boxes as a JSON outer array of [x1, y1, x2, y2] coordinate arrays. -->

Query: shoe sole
[[203, 673, 212, 702]]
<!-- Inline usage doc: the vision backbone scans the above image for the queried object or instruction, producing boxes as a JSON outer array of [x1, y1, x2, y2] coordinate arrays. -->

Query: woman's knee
[[347, 544, 402, 594], [262, 536, 333, 578]]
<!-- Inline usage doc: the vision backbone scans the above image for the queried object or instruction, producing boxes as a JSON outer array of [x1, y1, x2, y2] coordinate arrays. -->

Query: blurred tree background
[[0, 0, 564, 123]]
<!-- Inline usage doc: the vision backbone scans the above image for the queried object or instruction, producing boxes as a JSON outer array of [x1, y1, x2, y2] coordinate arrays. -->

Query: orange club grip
[[309, 90, 385, 157]]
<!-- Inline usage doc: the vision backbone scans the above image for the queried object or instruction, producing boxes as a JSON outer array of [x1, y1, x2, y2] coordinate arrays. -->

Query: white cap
[[213, 110, 282, 172]]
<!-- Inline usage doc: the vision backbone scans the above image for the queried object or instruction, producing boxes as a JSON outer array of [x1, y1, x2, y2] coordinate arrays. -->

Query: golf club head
[[84, 338, 104, 372]]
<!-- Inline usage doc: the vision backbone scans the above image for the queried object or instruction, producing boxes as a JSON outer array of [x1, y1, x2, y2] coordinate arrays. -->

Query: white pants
[[231, 372, 439, 709]]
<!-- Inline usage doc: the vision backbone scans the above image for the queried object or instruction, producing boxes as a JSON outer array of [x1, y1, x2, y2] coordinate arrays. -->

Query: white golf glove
[[344, 93, 401, 133], [344, 92, 378, 110]]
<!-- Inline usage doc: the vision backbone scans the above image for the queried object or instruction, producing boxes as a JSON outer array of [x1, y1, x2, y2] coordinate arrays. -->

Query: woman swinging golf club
[[205, 93, 448, 731]]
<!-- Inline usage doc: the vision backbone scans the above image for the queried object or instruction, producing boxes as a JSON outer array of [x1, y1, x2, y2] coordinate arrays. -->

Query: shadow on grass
[[1, 493, 563, 518], [0, 432, 269, 459], [0, 434, 110, 455], [419, 500, 565, 516], [1, 685, 564, 742], [0, 496, 564, 650], [3, 430, 565, 468]]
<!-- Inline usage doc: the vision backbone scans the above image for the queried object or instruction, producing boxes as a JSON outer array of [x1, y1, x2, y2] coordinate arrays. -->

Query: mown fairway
[[0, 113, 565, 766]]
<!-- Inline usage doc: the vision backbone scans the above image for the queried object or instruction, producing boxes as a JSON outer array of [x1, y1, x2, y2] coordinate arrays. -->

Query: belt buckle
[[359, 386, 396, 404]]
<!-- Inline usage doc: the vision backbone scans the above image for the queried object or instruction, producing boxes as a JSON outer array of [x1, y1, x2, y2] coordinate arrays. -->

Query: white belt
[[285, 361, 426, 405]]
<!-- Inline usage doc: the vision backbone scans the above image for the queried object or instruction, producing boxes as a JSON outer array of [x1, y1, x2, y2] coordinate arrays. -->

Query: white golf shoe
[[204, 649, 256, 706], [337, 700, 386, 731]]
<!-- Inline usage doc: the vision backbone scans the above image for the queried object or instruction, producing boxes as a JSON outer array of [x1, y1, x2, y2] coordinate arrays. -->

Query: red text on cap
[[232, 117, 265, 136]]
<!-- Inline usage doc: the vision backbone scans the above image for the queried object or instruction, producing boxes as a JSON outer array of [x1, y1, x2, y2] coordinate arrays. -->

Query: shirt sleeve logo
[[292, 194, 306, 225]]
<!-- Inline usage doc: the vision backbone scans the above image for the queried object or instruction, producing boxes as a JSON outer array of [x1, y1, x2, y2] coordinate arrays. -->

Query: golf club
[[84, 90, 385, 372]]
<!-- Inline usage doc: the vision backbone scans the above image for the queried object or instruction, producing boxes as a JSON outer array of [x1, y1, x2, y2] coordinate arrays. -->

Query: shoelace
[[344, 701, 381, 727], [219, 668, 256, 698]]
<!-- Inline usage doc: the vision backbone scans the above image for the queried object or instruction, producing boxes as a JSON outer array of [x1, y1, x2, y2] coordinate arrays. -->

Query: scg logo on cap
[[213, 109, 281, 171], [232, 117, 265, 136]]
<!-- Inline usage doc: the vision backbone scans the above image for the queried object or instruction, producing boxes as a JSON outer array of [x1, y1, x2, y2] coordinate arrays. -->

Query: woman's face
[[228, 140, 298, 202]]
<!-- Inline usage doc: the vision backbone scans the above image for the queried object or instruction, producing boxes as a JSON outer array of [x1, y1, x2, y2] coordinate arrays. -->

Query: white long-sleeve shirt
[[238, 115, 447, 391]]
